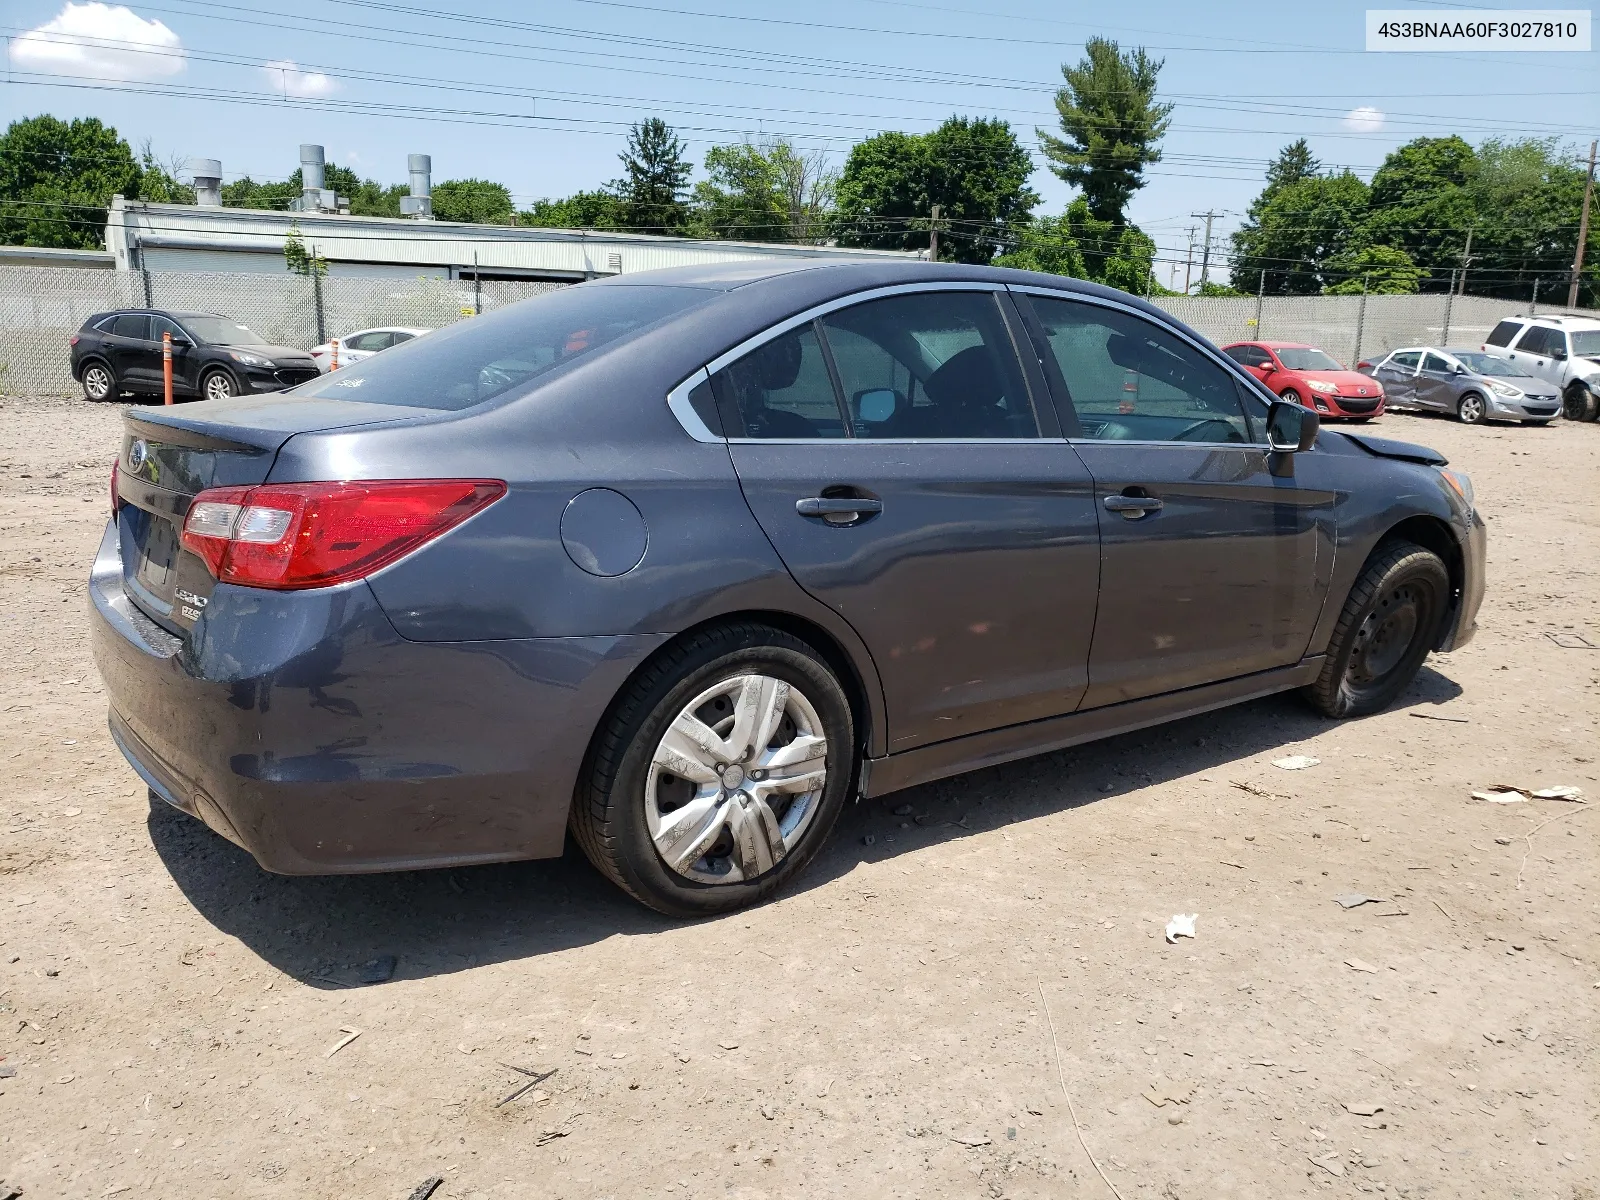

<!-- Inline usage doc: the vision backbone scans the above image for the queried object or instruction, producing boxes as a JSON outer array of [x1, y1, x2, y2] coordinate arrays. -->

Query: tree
[[768, 139, 836, 243], [1036, 38, 1172, 227], [1323, 244, 1422, 294], [1230, 172, 1370, 295], [0, 114, 141, 248], [1359, 136, 1477, 290], [1101, 224, 1158, 294], [835, 117, 1036, 263], [1464, 137, 1597, 302], [136, 141, 194, 205], [993, 209, 1088, 278], [283, 222, 326, 277], [432, 179, 514, 224], [693, 142, 788, 241], [612, 118, 692, 232], [1263, 139, 1321, 199], [519, 190, 626, 230]]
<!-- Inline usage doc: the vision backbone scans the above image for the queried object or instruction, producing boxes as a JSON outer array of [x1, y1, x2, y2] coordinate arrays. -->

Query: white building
[[104, 198, 913, 283]]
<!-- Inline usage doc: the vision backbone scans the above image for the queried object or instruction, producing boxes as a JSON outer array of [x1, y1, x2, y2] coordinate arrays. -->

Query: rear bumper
[[89, 521, 662, 874], [1438, 509, 1487, 653]]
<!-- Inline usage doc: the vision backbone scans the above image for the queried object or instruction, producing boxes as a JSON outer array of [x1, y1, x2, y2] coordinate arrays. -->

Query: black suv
[[70, 310, 319, 403]]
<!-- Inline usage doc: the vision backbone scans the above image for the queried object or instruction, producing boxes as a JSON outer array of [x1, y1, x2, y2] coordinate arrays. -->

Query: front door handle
[[1103, 494, 1163, 518], [796, 496, 883, 521]]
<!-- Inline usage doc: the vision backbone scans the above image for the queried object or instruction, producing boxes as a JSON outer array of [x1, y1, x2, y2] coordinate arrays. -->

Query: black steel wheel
[[1305, 540, 1449, 719]]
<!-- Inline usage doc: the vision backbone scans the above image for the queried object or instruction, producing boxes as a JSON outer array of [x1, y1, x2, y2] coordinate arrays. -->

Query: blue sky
[[3, 0, 1596, 281]]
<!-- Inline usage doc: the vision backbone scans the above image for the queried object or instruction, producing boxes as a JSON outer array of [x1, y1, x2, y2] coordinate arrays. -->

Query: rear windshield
[[1484, 319, 1522, 347], [1454, 351, 1529, 377], [1273, 347, 1342, 371], [291, 284, 710, 410]]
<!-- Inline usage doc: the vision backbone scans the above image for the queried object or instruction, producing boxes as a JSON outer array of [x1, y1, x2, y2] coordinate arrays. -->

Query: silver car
[[1361, 346, 1562, 425]]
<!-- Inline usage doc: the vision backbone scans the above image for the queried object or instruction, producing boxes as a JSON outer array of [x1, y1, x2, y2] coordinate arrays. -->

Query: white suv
[[1481, 314, 1600, 422]]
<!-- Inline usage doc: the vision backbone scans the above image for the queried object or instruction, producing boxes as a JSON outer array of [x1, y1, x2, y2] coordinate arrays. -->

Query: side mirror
[[170, 335, 193, 348], [1267, 400, 1319, 453], [1551, 346, 1567, 361], [855, 389, 898, 423]]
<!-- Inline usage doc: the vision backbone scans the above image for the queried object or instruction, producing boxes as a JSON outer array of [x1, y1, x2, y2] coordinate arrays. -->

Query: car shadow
[[149, 669, 1463, 985]]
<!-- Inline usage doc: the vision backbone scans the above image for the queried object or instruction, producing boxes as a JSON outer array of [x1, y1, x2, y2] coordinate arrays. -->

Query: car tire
[[1279, 388, 1303, 406], [1564, 383, 1599, 422], [1455, 392, 1488, 424], [1303, 539, 1450, 720], [200, 368, 237, 402], [80, 361, 115, 402], [571, 622, 856, 917]]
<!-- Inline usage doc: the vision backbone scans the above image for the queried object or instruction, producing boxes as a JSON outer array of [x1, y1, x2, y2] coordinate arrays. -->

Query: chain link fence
[[0, 266, 568, 396], [1, 264, 1595, 397]]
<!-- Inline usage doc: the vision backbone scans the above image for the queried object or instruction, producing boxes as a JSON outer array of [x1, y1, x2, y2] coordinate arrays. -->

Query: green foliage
[[1196, 279, 1246, 297], [1463, 137, 1597, 303], [993, 210, 1088, 278], [136, 141, 194, 205], [1230, 171, 1371, 295], [693, 142, 788, 241], [0, 114, 141, 248], [1101, 224, 1159, 294], [1323, 244, 1423, 294], [283, 222, 326, 277], [996, 198, 1163, 295], [611, 118, 693, 232], [1360, 136, 1477, 290], [1036, 38, 1172, 226], [1263, 139, 1321, 199], [835, 117, 1036, 263], [432, 178, 514, 224], [221, 175, 298, 211], [519, 190, 627, 230]]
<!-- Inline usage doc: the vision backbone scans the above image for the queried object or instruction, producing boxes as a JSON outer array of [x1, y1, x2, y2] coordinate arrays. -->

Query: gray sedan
[[1362, 346, 1562, 424]]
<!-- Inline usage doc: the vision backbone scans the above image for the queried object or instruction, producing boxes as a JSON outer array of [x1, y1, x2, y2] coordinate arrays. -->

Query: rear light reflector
[[181, 479, 505, 590]]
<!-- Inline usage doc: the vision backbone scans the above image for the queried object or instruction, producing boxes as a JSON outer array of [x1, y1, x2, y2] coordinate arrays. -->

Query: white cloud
[[12, 2, 183, 81], [1342, 106, 1386, 134], [262, 59, 337, 98]]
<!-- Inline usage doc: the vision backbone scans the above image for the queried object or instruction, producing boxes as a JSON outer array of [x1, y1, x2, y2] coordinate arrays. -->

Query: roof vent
[[291, 144, 337, 213], [607, 252, 623, 273], [400, 153, 433, 219], [191, 158, 223, 207]]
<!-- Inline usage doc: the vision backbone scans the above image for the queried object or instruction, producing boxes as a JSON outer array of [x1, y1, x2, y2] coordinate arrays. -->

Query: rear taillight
[[180, 479, 505, 590], [71, 334, 80, 347]]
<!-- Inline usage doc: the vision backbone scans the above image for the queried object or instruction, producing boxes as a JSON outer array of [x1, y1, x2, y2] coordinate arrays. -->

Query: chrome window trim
[[726, 437, 1069, 446], [1007, 284, 1274, 451], [666, 367, 720, 443]]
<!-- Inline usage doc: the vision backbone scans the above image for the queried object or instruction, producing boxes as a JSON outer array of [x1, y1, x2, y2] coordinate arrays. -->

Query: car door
[[1412, 351, 1459, 412], [104, 313, 154, 389], [1376, 350, 1421, 405], [1508, 325, 1560, 386], [1016, 290, 1334, 708], [717, 285, 1102, 752], [149, 315, 198, 394]]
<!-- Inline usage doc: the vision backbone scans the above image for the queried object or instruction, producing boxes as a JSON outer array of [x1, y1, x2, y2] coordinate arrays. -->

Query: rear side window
[[712, 324, 847, 439], [111, 314, 149, 339], [294, 284, 710, 410], [819, 291, 1037, 439], [1390, 350, 1422, 370], [1485, 320, 1522, 347]]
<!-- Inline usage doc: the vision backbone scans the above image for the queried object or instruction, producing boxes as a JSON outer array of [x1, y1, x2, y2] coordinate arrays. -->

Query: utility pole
[[928, 204, 941, 263], [1458, 224, 1475, 296], [1191, 210, 1220, 291], [1568, 139, 1597, 309], [1182, 225, 1198, 294]]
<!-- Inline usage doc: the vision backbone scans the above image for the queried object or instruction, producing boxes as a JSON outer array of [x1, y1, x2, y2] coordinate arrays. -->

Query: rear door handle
[[1103, 494, 1163, 518], [796, 496, 883, 518]]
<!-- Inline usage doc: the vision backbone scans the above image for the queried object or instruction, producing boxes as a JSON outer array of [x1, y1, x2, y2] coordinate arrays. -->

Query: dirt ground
[[1, 393, 1596, 1200]]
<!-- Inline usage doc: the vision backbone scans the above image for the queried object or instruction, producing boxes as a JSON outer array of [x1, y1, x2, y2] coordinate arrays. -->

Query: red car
[[1221, 341, 1385, 421]]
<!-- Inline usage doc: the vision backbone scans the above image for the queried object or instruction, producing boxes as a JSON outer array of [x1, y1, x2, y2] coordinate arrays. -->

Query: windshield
[[1454, 352, 1530, 377], [182, 316, 270, 346], [1573, 330, 1600, 356], [291, 284, 711, 410], [1274, 347, 1343, 371]]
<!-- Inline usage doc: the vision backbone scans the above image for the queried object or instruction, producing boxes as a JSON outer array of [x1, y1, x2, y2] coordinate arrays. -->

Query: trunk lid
[[114, 395, 429, 635]]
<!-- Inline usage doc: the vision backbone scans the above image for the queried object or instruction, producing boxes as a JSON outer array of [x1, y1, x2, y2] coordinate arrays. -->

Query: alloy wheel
[[1457, 394, 1485, 424], [645, 673, 828, 885], [204, 371, 235, 402], [83, 365, 112, 400]]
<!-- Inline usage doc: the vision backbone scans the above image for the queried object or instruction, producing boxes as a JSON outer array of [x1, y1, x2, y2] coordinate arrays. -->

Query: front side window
[[345, 331, 393, 352], [150, 316, 185, 342], [819, 291, 1037, 439], [1513, 326, 1554, 356], [712, 324, 847, 439], [1485, 319, 1522, 348], [1421, 351, 1452, 373], [1028, 295, 1253, 444]]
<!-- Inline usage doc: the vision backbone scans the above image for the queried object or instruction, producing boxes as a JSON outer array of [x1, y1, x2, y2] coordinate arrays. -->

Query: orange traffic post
[[162, 330, 173, 405], [330, 337, 340, 371]]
